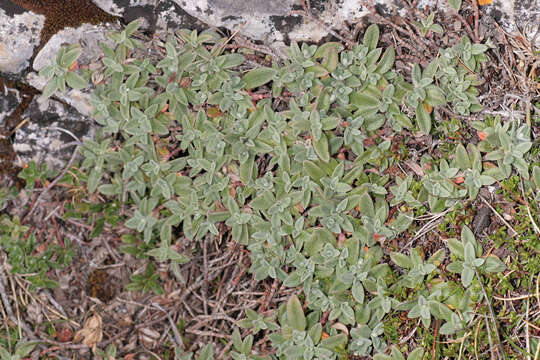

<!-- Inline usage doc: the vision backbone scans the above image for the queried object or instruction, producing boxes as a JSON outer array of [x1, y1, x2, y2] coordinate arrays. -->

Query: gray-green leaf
[[242, 67, 277, 89], [286, 295, 306, 331]]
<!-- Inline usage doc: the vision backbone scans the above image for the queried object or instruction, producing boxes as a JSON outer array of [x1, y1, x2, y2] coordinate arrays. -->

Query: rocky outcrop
[[104, 0, 537, 45], [0, 7, 44, 74], [13, 97, 97, 171], [1, 0, 537, 77]]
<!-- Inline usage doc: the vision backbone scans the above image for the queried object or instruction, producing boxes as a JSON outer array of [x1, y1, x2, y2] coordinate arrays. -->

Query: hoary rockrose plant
[[35, 18, 520, 359]]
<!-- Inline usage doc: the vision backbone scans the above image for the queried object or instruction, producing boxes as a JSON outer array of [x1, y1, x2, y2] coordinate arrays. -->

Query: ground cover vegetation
[[0, 1, 539, 359]]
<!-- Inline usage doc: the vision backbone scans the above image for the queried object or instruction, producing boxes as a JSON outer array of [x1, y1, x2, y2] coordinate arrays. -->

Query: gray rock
[[169, 0, 538, 45], [0, 7, 45, 74], [27, 23, 116, 118], [482, 0, 539, 41], [89, 0, 539, 47], [93, 0, 158, 29], [32, 23, 112, 72], [13, 96, 97, 171], [26, 73, 94, 119], [173, 0, 307, 43], [0, 84, 20, 127], [155, 0, 208, 33], [92, 0, 207, 33]]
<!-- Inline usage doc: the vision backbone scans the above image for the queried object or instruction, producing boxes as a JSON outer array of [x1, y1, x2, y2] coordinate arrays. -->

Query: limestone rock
[[150, 0, 536, 46], [0, 84, 20, 126], [32, 23, 112, 72], [27, 23, 115, 118], [0, 6, 45, 74], [13, 97, 97, 171], [154, 0, 208, 33], [92, 0, 157, 29]]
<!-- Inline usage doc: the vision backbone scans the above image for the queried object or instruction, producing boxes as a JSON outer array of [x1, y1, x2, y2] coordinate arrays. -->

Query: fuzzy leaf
[[239, 153, 255, 184], [358, 193, 375, 217], [408, 348, 425, 360], [461, 265, 474, 287], [350, 92, 379, 112], [455, 143, 471, 170], [286, 295, 306, 331], [482, 255, 506, 272], [306, 65, 329, 77], [390, 252, 413, 269], [219, 53, 245, 68], [314, 42, 343, 72], [425, 85, 446, 106], [363, 24, 379, 50], [42, 79, 58, 99], [242, 67, 277, 89], [448, 0, 462, 12], [352, 281, 365, 304], [447, 238, 464, 259], [533, 165, 540, 188], [308, 323, 323, 344], [320, 333, 347, 350], [303, 160, 326, 182], [376, 46, 395, 74], [65, 71, 88, 89], [313, 132, 330, 163], [415, 103, 431, 134], [125, 18, 143, 36], [199, 344, 214, 360], [232, 328, 242, 352], [60, 45, 82, 68]]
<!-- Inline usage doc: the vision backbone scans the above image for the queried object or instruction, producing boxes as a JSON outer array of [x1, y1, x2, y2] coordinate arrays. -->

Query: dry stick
[[0, 265, 16, 323], [493, 293, 538, 301], [479, 196, 519, 237], [260, 278, 280, 312], [475, 267, 504, 360], [526, 291, 531, 360], [469, 0, 480, 43], [9, 275, 22, 340], [474, 320, 481, 360], [185, 328, 229, 339], [374, 14, 431, 58], [202, 236, 209, 315], [216, 21, 247, 56], [520, 177, 540, 235], [444, 0, 475, 41], [457, 330, 471, 360], [23, 146, 80, 222], [432, 319, 439, 360], [175, 264, 228, 305], [401, 18, 433, 56], [151, 302, 185, 350], [0, 265, 36, 340], [234, 35, 287, 60], [537, 272, 540, 313], [483, 315, 497, 360], [14, 276, 79, 327]]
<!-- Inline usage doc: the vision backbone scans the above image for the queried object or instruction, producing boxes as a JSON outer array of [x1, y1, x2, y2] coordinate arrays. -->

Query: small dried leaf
[[138, 327, 160, 349], [73, 313, 103, 351], [477, 131, 487, 140]]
